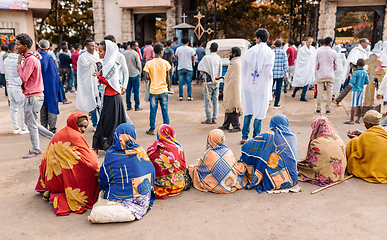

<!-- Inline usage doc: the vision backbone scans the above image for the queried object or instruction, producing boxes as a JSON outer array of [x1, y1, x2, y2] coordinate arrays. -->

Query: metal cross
[[182, 13, 187, 23]]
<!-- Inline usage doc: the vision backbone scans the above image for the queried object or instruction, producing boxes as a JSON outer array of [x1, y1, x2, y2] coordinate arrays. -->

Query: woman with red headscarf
[[147, 124, 187, 199], [35, 112, 100, 216]]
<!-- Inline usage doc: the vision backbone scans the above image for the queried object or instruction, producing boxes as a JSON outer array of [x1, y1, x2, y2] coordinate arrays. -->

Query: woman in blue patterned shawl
[[240, 114, 298, 193], [99, 123, 156, 219]]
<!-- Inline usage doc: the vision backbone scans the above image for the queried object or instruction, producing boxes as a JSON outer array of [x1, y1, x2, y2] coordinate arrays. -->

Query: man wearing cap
[[346, 110, 387, 183], [39, 39, 63, 133]]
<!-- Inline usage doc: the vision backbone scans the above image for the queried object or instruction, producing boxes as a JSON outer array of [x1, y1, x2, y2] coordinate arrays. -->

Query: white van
[[205, 38, 251, 68], [204, 39, 251, 99]]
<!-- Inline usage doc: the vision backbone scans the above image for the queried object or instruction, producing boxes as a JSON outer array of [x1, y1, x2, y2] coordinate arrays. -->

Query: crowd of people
[[1, 28, 387, 223]]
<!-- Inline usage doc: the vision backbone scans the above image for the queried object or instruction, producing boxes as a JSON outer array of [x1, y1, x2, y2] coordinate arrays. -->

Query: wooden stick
[[311, 175, 353, 194]]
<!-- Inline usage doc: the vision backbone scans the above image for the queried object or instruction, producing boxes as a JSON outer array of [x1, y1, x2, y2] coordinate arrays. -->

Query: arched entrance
[[134, 13, 166, 46], [336, 6, 385, 46]]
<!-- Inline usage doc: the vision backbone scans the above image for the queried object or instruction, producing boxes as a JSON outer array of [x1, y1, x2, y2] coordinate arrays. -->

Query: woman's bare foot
[[92, 148, 98, 155]]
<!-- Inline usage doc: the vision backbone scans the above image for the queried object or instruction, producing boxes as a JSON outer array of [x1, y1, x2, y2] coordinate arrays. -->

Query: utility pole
[[214, 0, 216, 39]]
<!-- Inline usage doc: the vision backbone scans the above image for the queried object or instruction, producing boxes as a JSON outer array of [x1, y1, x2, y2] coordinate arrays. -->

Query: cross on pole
[[182, 13, 187, 23], [364, 53, 386, 105]]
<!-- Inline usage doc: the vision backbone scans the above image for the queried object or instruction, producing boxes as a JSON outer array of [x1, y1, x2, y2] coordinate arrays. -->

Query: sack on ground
[[88, 191, 135, 223]]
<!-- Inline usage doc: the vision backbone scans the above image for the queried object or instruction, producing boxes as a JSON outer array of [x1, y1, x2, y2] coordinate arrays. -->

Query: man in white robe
[[332, 45, 346, 98], [291, 37, 316, 102], [335, 38, 369, 105], [76, 38, 101, 129], [198, 42, 222, 124], [241, 28, 275, 144]]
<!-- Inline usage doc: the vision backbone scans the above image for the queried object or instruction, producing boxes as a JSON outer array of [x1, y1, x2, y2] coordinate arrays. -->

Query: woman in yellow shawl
[[188, 129, 245, 193], [346, 110, 387, 183]]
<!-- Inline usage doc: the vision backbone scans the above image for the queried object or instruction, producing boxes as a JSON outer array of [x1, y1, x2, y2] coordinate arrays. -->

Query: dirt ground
[[0, 82, 386, 240]]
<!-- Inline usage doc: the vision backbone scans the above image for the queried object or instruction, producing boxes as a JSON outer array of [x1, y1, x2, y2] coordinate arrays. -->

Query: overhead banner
[[0, 0, 27, 10]]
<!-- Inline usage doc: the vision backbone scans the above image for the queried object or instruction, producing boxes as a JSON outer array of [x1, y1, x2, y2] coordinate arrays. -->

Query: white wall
[[0, 10, 29, 34], [104, 0, 123, 43]]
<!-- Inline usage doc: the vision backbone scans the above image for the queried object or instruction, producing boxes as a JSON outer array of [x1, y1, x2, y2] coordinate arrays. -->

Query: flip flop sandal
[[344, 120, 354, 125], [229, 128, 241, 133], [201, 120, 212, 124], [23, 151, 42, 159], [355, 120, 360, 124]]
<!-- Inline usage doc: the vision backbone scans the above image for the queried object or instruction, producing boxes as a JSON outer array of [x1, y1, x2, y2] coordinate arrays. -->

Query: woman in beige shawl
[[298, 117, 347, 186], [219, 47, 243, 132]]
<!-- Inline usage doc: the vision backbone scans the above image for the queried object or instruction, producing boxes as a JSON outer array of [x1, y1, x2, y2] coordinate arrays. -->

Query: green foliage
[[35, 0, 93, 46]]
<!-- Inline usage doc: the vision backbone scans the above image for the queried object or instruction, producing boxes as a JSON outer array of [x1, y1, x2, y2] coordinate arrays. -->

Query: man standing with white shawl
[[241, 28, 275, 144], [332, 45, 346, 99], [291, 37, 316, 102], [198, 42, 222, 124], [76, 38, 101, 130], [335, 38, 369, 105]]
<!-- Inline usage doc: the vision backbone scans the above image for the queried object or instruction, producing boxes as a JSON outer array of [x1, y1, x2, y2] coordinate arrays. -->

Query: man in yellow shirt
[[143, 43, 171, 135]]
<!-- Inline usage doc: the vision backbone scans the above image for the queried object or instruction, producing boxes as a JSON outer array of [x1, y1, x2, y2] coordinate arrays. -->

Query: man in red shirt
[[71, 43, 82, 91], [143, 39, 155, 62], [16, 33, 53, 158], [285, 39, 297, 93]]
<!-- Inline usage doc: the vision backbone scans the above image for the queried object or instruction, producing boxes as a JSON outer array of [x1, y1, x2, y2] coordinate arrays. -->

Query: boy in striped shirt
[[345, 58, 369, 124]]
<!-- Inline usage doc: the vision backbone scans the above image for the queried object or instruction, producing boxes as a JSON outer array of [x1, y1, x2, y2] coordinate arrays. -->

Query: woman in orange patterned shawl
[[35, 112, 100, 216], [147, 124, 186, 199], [188, 129, 246, 193]]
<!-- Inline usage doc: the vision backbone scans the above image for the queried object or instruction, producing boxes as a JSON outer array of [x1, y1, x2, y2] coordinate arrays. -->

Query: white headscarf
[[101, 40, 121, 92], [380, 41, 387, 66], [372, 40, 382, 54], [333, 45, 341, 54]]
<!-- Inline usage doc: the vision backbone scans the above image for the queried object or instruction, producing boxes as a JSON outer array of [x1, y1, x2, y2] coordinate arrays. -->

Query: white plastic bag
[[88, 191, 135, 224]]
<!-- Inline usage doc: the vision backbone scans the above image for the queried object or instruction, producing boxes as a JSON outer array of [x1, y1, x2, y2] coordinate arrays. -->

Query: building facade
[[93, 0, 194, 45], [0, 0, 51, 46], [318, 0, 387, 43]]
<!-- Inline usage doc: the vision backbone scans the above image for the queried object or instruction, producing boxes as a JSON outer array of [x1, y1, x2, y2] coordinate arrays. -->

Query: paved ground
[[0, 82, 386, 239]]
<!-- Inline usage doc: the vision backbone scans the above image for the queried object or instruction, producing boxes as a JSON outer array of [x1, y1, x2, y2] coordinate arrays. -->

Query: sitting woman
[[298, 117, 347, 186], [241, 114, 299, 193], [99, 123, 155, 220], [188, 129, 245, 193], [147, 124, 187, 199], [35, 112, 100, 216]]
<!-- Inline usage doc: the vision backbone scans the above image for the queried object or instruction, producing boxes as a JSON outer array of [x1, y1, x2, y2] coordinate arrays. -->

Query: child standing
[[143, 43, 171, 135], [345, 58, 369, 124]]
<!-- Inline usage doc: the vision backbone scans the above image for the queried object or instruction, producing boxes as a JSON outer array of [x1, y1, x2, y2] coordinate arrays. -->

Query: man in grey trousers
[[15, 33, 53, 159]]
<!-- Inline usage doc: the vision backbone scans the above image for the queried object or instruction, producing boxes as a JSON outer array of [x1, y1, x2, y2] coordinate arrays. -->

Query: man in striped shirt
[[272, 39, 289, 108]]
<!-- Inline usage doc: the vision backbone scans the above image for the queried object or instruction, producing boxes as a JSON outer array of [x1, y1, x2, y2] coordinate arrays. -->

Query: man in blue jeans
[[241, 28, 275, 144], [176, 36, 195, 101], [272, 39, 289, 108], [143, 43, 171, 135], [198, 42, 222, 124], [124, 40, 142, 111]]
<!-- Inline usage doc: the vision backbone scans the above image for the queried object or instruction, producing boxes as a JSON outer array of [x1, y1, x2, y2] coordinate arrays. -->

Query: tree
[[196, 0, 318, 42], [35, 0, 93, 46]]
